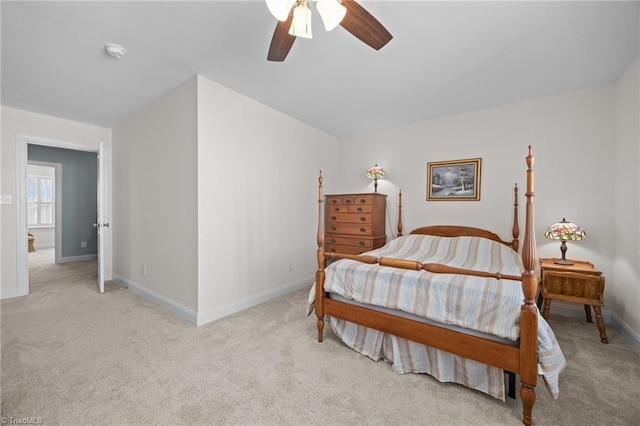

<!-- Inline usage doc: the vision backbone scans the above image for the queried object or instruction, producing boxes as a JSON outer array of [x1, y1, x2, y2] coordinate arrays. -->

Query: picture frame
[[426, 157, 482, 201]]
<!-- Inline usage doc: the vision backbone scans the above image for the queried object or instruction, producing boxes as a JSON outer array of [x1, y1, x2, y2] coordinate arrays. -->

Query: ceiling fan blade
[[267, 14, 296, 61], [340, 0, 393, 50]]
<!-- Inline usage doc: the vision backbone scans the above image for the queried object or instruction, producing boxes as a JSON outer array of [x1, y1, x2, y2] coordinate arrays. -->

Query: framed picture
[[427, 157, 482, 201]]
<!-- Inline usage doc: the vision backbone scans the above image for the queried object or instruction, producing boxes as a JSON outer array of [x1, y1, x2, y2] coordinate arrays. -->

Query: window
[[27, 175, 54, 227]]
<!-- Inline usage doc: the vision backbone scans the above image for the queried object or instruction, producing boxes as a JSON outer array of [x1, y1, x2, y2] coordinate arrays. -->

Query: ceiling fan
[[265, 0, 393, 61]]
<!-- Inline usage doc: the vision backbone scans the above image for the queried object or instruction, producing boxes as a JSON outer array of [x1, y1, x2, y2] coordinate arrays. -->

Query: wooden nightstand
[[538, 257, 608, 344]]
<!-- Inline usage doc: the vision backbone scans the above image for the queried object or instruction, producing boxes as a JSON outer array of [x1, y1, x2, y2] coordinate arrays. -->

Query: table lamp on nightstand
[[544, 218, 586, 266], [366, 164, 386, 193]]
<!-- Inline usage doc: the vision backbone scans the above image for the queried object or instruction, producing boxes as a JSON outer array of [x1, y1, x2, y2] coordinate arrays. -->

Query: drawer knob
[[360, 217, 366, 222], [331, 226, 337, 231], [360, 227, 366, 233], [330, 238, 336, 243], [331, 216, 337, 220], [359, 241, 365, 246], [359, 199, 366, 203], [330, 248, 336, 252], [334, 207, 340, 211], [331, 200, 337, 204], [345, 199, 352, 204], [357, 207, 363, 212]]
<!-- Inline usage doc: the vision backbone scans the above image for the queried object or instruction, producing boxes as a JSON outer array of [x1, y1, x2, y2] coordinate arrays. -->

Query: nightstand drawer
[[542, 271, 604, 305]]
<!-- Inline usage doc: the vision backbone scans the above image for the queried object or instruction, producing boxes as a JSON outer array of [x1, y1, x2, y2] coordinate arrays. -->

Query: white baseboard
[[196, 276, 314, 326], [542, 300, 613, 324], [610, 313, 640, 352], [112, 273, 314, 327], [59, 254, 97, 263], [544, 301, 639, 351], [112, 273, 198, 325], [1, 288, 25, 300]]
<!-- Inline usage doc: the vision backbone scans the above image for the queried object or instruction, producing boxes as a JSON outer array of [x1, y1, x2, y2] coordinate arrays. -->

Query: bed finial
[[397, 189, 403, 237], [512, 183, 520, 252], [317, 171, 324, 250]]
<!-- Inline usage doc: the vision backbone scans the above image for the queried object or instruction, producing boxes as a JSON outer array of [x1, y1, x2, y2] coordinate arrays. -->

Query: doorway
[[15, 135, 107, 296]]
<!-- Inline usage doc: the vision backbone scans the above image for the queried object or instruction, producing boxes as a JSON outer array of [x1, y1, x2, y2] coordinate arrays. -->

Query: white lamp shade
[[316, 0, 347, 31], [266, 0, 296, 22], [289, 3, 313, 38]]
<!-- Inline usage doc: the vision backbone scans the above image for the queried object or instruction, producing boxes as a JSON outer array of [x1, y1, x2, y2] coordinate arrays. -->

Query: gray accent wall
[[28, 145, 97, 257]]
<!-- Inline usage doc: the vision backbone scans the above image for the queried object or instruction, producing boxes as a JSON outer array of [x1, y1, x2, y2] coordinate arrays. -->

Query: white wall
[[613, 57, 640, 346], [195, 75, 340, 324], [0, 106, 112, 299], [112, 77, 199, 315]]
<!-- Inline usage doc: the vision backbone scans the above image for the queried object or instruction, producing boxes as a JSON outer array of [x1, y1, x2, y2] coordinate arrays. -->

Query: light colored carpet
[[2, 251, 639, 425]]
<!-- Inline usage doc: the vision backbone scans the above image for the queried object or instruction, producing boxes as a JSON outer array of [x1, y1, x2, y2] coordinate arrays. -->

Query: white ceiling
[[2, 1, 638, 138]]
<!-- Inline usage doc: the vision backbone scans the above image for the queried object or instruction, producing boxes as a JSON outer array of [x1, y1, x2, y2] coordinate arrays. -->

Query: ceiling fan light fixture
[[289, 1, 313, 39], [316, 0, 347, 31], [266, 0, 296, 21]]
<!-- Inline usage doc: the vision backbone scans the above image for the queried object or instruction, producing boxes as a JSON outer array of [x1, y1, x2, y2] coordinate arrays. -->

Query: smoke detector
[[104, 43, 127, 59]]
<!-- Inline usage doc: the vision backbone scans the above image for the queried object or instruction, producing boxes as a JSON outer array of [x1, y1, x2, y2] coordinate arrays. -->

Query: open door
[[95, 142, 108, 293]]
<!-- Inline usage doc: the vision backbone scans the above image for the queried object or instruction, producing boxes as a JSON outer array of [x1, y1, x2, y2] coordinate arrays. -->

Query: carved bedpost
[[397, 189, 403, 237], [519, 146, 538, 425], [316, 171, 326, 342], [512, 183, 520, 253]]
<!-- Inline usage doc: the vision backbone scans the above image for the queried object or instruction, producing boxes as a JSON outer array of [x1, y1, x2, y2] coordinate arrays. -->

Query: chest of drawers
[[325, 193, 387, 255]]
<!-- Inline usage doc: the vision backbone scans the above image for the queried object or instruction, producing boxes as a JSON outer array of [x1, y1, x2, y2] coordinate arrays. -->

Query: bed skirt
[[328, 317, 508, 400]]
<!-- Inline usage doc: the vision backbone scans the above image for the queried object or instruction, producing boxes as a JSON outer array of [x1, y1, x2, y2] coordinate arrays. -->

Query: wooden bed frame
[[314, 146, 539, 425]]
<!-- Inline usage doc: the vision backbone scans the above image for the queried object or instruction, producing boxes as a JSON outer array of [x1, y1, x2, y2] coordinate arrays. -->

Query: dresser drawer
[[326, 204, 373, 214], [327, 212, 372, 224], [325, 244, 367, 255], [326, 236, 374, 248], [326, 236, 386, 255], [326, 223, 374, 236], [326, 195, 373, 206]]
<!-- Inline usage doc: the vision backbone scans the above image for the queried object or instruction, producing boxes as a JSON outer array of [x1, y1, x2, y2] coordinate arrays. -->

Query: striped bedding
[[317, 234, 566, 400]]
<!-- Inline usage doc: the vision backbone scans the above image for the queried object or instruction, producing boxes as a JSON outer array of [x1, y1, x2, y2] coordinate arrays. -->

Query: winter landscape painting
[[427, 158, 481, 201]]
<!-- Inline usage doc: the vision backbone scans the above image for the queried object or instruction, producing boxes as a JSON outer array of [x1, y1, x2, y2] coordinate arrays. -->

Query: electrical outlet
[[142, 264, 147, 276], [0, 195, 12, 204], [80, 241, 87, 248]]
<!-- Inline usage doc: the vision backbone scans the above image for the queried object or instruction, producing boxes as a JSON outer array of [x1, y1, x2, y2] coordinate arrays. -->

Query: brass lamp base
[[554, 240, 574, 265]]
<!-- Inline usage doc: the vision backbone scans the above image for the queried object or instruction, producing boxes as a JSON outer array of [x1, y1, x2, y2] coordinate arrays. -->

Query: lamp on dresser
[[544, 218, 586, 265], [366, 164, 386, 193]]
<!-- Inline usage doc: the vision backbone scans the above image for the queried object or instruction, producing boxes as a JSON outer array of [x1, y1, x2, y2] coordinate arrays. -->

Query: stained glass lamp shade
[[367, 164, 386, 193], [544, 218, 586, 265]]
